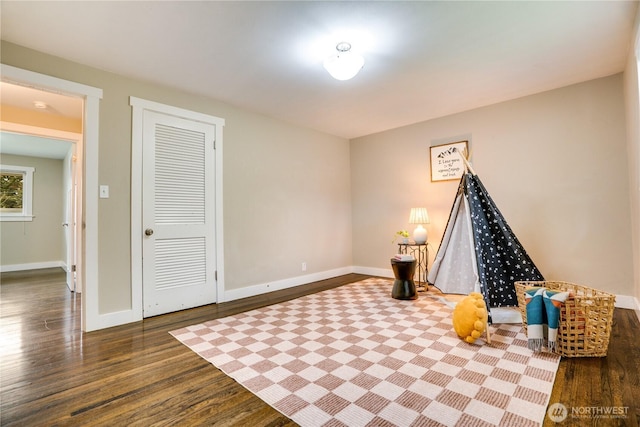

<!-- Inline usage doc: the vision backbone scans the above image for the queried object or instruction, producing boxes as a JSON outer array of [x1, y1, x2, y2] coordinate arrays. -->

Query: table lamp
[[409, 207, 429, 244]]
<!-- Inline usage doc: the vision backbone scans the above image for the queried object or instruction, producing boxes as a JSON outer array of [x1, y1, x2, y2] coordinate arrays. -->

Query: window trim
[[1, 164, 35, 222]]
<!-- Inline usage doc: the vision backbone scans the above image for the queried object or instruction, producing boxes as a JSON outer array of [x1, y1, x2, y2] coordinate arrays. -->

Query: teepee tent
[[428, 154, 544, 317]]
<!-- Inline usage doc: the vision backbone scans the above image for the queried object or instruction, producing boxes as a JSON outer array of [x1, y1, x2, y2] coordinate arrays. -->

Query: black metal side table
[[397, 242, 429, 291]]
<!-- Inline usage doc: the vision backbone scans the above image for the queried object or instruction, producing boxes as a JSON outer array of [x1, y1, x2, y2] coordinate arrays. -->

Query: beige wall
[[624, 7, 640, 304], [224, 113, 352, 288], [0, 153, 64, 267], [2, 39, 636, 325], [352, 74, 634, 297], [1, 42, 352, 315]]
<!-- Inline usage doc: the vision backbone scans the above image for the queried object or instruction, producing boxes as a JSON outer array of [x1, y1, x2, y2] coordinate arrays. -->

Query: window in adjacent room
[[0, 164, 35, 222]]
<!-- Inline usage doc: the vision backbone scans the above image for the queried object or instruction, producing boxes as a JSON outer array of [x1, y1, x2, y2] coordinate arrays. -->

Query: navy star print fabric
[[464, 173, 545, 308]]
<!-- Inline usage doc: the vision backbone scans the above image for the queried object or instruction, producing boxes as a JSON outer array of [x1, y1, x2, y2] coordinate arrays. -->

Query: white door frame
[[129, 97, 225, 319], [1, 64, 103, 331]]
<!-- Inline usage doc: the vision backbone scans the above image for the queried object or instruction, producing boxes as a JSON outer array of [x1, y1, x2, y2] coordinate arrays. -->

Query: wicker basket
[[515, 281, 615, 357]]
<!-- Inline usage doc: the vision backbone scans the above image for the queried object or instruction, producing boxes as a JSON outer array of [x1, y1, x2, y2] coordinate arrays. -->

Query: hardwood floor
[[543, 307, 640, 427], [1, 268, 639, 426]]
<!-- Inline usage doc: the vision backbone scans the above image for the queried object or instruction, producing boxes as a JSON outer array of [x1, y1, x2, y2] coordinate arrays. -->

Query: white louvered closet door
[[142, 110, 216, 317]]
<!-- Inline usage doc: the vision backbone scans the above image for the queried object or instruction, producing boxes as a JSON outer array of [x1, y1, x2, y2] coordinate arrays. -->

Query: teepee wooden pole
[[457, 148, 476, 175]]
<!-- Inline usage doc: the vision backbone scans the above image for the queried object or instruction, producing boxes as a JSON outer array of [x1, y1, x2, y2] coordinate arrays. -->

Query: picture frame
[[430, 140, 468, 182]]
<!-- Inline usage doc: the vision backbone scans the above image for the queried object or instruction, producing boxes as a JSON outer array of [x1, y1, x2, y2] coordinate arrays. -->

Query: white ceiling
[[1, 131, 73, 160], [0, 81, 83, 119], [0, 82, 81, 159], [1, 1, 637, 139]]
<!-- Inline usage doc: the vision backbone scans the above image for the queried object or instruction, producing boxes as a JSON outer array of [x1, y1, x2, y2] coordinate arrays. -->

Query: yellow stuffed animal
[[452, 292, 490, 344]]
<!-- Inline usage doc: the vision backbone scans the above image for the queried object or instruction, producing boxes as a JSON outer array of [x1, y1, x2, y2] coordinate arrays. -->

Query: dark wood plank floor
[[543, 302, 640, 427], [1, 269, 639, 426]]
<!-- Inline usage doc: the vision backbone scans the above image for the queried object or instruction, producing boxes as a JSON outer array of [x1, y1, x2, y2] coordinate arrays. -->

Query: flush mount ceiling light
[[323, 42, 364, 81]]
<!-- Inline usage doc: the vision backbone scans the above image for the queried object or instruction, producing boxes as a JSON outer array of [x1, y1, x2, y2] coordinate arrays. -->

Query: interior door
[[142, 110, 217, 317], [63, 146, 77, 292], [64, 188, 75, 291]]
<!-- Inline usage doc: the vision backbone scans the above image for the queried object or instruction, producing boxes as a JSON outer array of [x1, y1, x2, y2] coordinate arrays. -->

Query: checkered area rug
[[170, 278, 560, 426]]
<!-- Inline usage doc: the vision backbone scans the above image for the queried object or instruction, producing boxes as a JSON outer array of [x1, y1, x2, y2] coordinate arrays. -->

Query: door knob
[[145, 228, 154, 236]]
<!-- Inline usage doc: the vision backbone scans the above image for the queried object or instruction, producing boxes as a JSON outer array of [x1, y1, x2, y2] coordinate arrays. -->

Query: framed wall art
[[430, 140, 468, 182]]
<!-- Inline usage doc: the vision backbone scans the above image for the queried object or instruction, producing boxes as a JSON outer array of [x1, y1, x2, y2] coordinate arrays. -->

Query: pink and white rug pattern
[[171, 278, 560, 426]]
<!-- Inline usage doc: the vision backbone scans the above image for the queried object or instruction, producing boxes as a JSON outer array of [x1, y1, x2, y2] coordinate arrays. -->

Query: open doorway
[[0, 82, 83, 302], [0, 131, 79, 290], [2, 64, 102, 332]]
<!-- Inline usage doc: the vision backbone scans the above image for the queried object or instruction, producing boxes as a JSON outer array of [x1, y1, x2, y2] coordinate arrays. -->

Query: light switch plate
[[99, 185, 109, 199]]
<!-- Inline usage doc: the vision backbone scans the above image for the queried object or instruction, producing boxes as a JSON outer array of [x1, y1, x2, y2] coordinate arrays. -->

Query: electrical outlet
[[99, 185, 109, 199], [302, 262, 307, 272]]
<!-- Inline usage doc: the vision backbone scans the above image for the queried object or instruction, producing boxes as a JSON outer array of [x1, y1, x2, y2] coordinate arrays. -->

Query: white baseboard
[[355, 267, 640, 313], [0, 261, 65, 273], [65, 262, 640, 333], [222, 266, 355, 302], [615, 294, 640, 310], [352, 266, 394, 279], [86, 266, 359, 331], [85, 309, 141, 333]]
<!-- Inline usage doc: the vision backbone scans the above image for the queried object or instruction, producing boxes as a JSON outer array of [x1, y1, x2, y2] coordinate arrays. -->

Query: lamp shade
[[409, 207, 430, 225], [409, 207, 429, 244], [323, 42, 364, 81]]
